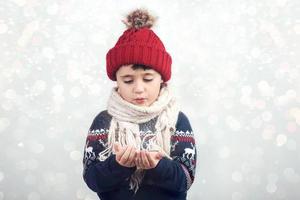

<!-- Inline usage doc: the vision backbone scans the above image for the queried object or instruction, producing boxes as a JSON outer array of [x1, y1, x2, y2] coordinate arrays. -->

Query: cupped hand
[[135, 150, 163, 169], [113, 142, 137, 168]]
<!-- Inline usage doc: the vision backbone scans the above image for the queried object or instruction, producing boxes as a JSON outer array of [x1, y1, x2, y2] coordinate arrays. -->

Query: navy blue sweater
[[83, 110, 196, 200]]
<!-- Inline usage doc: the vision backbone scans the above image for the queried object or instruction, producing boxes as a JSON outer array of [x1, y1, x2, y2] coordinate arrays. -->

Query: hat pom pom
[[123, 9, 156, 29]]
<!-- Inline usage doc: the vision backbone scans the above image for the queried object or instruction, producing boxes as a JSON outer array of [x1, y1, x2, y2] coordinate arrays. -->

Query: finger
[[141, 150, 150, 168], [125, 146, 136, 165], [115, 144, 127, 161], [156, 151, 163, 159], [113, 142, 120, 154], [146, 152, 156, 168], [135, 151, 143, 168], [120, 146, 132, 164]]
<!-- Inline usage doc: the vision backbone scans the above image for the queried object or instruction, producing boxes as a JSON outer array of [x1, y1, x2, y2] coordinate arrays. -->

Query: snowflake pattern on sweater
[[82, 110, 197, 200]]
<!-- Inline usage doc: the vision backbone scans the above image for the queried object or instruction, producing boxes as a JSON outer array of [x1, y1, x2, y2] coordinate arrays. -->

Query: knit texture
[[83, 111, 196, 200], [101, 85, 179, 192], [106, 27, 172, 81]]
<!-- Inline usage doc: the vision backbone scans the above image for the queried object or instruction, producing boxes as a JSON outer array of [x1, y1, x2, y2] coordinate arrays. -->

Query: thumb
[[156, 151, 164, 159]]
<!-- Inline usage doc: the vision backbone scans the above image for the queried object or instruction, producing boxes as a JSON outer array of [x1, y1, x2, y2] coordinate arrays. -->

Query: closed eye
[[123, 80, 133, 84], [123, 79, 153, 84]]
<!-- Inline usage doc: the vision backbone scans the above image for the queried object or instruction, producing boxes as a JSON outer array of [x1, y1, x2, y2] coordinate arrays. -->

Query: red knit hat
[[106, 9, 172, 82]]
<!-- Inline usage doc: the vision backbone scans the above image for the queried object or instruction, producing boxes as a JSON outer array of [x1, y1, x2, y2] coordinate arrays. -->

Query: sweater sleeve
[[144, 112, 197, 192], [82, 111, 136, 193]]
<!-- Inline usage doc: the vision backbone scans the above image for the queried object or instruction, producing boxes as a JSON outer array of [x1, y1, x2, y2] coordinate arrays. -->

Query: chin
[[132, 102, 149, 107]]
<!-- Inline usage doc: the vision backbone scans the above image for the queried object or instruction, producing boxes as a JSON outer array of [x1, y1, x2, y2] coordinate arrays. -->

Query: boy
[[83, 9, 196, 200]]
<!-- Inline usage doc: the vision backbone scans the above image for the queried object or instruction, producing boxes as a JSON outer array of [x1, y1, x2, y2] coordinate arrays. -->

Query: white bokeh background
[[0, 0, 300, 199]]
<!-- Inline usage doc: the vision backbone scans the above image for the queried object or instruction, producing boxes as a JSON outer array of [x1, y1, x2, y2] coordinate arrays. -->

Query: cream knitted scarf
[[98, 85, 179, 192]]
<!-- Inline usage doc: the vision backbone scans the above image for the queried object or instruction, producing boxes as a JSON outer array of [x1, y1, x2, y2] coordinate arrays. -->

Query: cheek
[[150, 82, 162, 98], [117, 85, 132, 99]]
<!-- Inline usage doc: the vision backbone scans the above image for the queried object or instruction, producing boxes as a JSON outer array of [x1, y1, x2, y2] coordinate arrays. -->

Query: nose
[[133, 80, 145, 94]]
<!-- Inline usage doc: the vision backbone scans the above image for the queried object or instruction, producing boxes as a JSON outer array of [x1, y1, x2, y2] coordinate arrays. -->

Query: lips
[[134, 98, 146, 104]]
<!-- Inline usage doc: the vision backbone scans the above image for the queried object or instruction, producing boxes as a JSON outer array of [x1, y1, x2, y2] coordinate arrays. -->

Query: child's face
[[116, 64, 163, 107]]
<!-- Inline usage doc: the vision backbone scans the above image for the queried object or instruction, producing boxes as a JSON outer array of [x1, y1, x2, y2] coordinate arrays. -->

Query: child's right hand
[[113, 142, 137, 168]]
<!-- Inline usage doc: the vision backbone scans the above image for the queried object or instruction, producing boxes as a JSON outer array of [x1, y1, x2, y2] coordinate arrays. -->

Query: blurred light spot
[[29, 141, 44, 154], [241, 162, 251, 174], [261, 111, 272, 122], [266, 183, 277, 193], [47, 3, 59, 15], [223, 99, 234, 110], [219, 146, 231, 159], [17, 142, 24, 147], [24, 174, 36, 185], [53, 95, 65, 104], [31, 80, 46, 96], [286, 90, 297, 99], [252, 157, 265, 168], [289, 107, 300, 125], [240, 96, 253, 107], [76, 189, 86, 199], [56, 172, 68, 183], [46, 127, 59, 139], [226, 116, 241, 131], [213, 130, 224, 140], [276, 134, 287, 146], [251, 117, 263, 129], [208, 114, 218, 125], [241, 85, 252, 96], [27, 159, 39, 170], [274, 90, 296, 106], [0, 22, 8, 34], [268, 173, 279, 183], [0, 171, 4, 182], [255, 99, 266, 109], [199, 131, 207, 145], [232, 191, 243, 200], [67, 65, 82, 81], [17, 115, 30, 127], [269, 6, 279, 18], [0, 118, 10, 133], [18, 20, 39, 47], [88, 83, 101, 96], [10, 0, 26, 6], [286, 139, 297, 151], [64, 141, 76, 151], [1, 100, 14, 111], [294, 24, 300, 34], [247, 6, 257, 16], [74, 165, 82, 175], [52, 85, 64, 96], [15, 160, 27, 171], [284, 168, 300, 183], [257, 80, 274, 98], [70, 86, 82, 98], [287, 122, 297, 133], [251, 47, 261, 58], [249, 174, 261, 185], [70, 150, 81, 161], [28, 192, 40, 200], [42, 47, 55, 60], [262, 125, 276, 140], [253, 147, 264, 157], [276, 0, 288, 6], [232, 171, 243, 182], [84, 195, 96, 200], [4, 89, 17, 99]]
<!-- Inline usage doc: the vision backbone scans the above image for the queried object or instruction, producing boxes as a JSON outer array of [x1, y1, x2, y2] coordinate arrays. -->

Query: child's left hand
[[135, 150, 163, 169]]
